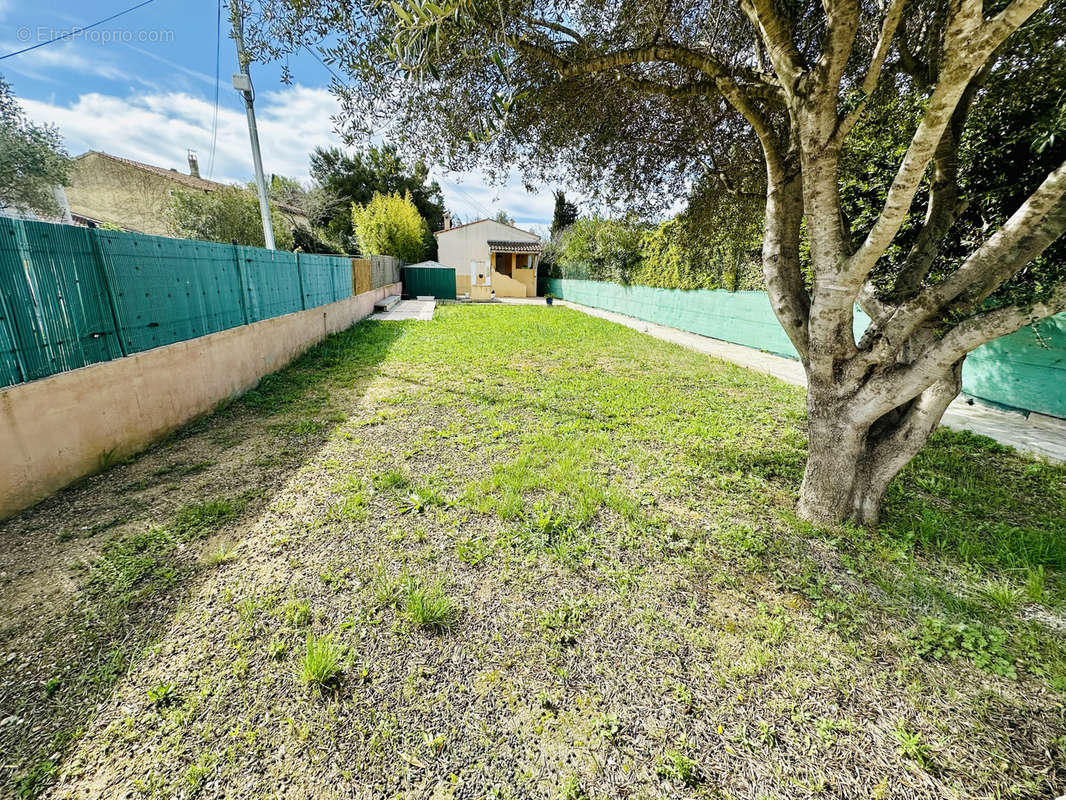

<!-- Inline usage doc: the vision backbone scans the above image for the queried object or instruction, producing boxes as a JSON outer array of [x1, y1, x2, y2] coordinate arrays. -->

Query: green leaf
[[390, 1, 412, 25]]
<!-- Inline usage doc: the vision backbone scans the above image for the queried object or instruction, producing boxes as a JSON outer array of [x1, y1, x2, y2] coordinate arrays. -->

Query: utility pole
[[229, 1, 275, 250]]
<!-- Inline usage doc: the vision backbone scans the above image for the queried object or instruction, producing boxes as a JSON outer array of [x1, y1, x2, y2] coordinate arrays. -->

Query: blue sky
[[0, 0, 557, 227]]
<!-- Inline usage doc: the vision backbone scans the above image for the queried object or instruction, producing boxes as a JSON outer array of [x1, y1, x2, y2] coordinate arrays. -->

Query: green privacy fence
[[547, 279, 1066, 419], [0, 218, 361, 389]]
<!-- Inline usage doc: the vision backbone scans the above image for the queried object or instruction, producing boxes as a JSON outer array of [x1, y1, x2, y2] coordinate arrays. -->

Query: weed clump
[[404, 582, 458, 632], [299, 633, 344, 689], [911, 617, 1015, 678]]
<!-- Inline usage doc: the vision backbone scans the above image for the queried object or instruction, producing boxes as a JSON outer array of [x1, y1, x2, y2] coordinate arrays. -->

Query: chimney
[[442, 212, 451, 231], [187, 149, 200, 179]]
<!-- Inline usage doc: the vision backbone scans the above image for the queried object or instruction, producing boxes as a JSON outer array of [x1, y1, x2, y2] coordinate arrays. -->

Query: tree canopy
[[351, 190, 428, 262], [0, 76, 71, 217], [553, 209, 762, 290], [550, 191, 578, 237], [167, 184, 295, 250], [310, 143, 445, 255]]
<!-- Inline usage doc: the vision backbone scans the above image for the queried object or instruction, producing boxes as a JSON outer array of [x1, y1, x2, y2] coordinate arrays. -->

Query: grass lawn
[[1, 304, 1065, 799]]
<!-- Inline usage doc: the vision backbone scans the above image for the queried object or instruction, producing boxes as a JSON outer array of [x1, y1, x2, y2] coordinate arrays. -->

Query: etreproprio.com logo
[[15, 26, 175, 44]]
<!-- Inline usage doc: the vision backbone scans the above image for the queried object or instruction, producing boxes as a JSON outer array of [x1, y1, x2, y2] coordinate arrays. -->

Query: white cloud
[[20, 85, 344, 183], [18, 85, 556, 224]]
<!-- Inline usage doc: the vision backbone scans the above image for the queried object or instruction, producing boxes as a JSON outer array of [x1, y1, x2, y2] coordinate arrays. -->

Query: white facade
[[435, 219, 540, 277]]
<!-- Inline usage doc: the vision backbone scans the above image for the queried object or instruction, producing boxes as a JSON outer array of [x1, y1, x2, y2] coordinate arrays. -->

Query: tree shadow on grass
[[0, 320, 407, 798], [881, 427, 1066, 572]]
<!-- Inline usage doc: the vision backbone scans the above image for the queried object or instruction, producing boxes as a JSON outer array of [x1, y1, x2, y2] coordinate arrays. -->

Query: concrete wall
[[0, 283, 400, 519], [514, 260, 537, 297], [488, 269, 529, 298], [547, 278, 1066, 419]]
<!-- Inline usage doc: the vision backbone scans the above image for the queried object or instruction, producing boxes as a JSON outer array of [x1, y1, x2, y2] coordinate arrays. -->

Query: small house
[[434, 217, 542, 300]]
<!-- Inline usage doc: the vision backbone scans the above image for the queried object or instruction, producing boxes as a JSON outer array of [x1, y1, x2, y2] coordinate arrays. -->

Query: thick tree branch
[[860, 282, 1066, 417], [617, 74, 782, 104], [762, 170, 811, 361], [859, 0, 908, 95], [857, 279, 889, 322], [515, 38, 569, 72], [805, 0, 861, 104], [835, 0, 909, 143], [983, 0, 1052, 41], [875, 159, 1066, 350], [739, 0, 805, 97], [852, 361, 962, 521], [554, 43, 765, 93], [842, 0, 1045, 287], [886, 79, 980, 302], [849, 159, 1066, 385], [516, 38, 788, 174], [616, 75, 720, 99]]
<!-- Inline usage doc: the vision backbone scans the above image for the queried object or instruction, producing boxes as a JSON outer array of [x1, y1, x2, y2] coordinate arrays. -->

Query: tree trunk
[[796, 363, 963, 527], [796, 399, 868, 526], [798, 414, 914, 528]]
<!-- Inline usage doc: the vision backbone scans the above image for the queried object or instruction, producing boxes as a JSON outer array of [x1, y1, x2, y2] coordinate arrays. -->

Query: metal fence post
[[295, 251, 306, 310], [88, 228, 128, 357], [232, 242, 250, 325]]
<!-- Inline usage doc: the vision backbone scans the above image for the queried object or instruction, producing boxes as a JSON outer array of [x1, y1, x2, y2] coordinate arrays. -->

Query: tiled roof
[[78, 150, 223, 192], [434, 218, 539, 239], [488, 239, 542, 253]]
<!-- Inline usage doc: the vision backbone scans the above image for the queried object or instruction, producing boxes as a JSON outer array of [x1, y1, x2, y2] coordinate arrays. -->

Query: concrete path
[[500, 297, 1066, 463], [370, 299, 436, 321]]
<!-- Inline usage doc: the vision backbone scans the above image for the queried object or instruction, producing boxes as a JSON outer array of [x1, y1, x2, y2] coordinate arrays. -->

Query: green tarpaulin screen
[[0, 218, 359, 388], [547, 278, 1066, 419]]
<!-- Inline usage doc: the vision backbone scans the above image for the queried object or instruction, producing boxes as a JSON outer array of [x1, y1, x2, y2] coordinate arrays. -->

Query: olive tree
[[248, 0, 1066, 526], [0, 76, 71, 216]]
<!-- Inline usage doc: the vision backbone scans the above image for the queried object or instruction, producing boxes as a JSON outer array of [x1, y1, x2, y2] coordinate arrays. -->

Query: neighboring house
[[434, 216, 542, 299], [65, 150, 309, 237]]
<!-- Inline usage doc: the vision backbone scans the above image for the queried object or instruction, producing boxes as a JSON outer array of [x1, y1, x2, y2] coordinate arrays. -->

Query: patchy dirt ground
[[1, 305, 1064, 800]]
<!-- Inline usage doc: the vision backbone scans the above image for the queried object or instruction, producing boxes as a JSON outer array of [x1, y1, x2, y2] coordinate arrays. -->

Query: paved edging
[[545, 298, 1066, 464], [369, 299, 436, 321]]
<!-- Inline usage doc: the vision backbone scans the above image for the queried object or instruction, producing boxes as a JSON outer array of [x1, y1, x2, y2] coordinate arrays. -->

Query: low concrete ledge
[[0, 282, 401, 519]]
